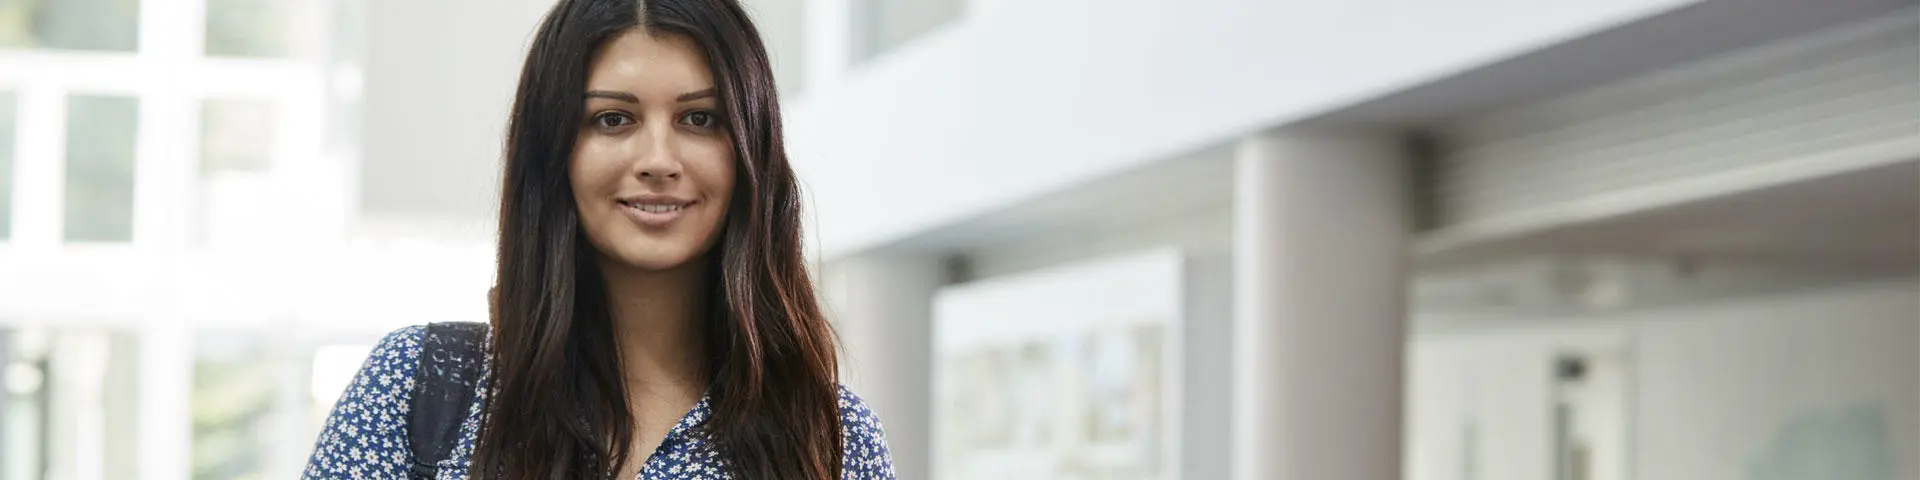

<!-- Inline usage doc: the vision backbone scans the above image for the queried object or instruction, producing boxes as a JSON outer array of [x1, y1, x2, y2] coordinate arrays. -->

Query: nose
[[638, 161, 680, 180], [633, 126, 682, 181]]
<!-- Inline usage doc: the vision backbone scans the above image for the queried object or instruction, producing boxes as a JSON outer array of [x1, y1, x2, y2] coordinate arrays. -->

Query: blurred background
[[0, 0, 1915, 479]]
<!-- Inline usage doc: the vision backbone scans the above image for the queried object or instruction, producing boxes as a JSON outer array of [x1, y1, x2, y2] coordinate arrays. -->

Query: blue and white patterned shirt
[[302, 325, 897, 479]]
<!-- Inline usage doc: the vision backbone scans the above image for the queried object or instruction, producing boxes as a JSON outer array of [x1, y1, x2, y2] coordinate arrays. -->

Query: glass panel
[[325, 0, 364, 65], [205, 0, 320, 58], [1, 328, 139, 480], [191, 332, 313, 480], [1, 329, 50, 480], [200, 99, 274, 174], [856, 0, 963, 62], [0, 0, 141, 51], [320, 0, 365, 162], [64, 95, 138, 242], [0, 92, 15, 241]]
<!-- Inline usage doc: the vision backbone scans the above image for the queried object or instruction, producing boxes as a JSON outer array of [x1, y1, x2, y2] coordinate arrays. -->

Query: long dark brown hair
[[474, 0, 841, 478]]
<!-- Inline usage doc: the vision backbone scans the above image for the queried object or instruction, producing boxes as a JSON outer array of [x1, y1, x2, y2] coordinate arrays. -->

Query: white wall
[[360, 0, 551, 221], [787, 0, 1704, 256], [1410, 278, 1920, 480], [1633, 279, 1918, 480]]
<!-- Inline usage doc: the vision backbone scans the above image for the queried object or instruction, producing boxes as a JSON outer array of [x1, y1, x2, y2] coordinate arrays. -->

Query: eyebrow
[[585, 90, 638, 103], [675, 88, 716, 102], [583, 88, 718, 104]]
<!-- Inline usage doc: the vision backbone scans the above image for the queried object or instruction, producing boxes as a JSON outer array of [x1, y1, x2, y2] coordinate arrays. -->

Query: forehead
[[586, 29, 713, 89]]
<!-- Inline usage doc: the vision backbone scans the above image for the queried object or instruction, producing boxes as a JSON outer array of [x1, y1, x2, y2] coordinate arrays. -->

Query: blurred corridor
[[0, 0, 1916, 479]]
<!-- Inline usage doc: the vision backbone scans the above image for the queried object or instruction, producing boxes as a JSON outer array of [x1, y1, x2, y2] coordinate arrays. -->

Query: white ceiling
[[1418, 159, 1920, 270], [1413, 159, 1918, 313], [1311, 0, 1919, 126]]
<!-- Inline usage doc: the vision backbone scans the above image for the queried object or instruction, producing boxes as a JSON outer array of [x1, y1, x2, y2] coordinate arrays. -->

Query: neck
[[597, 255, 711, 398]]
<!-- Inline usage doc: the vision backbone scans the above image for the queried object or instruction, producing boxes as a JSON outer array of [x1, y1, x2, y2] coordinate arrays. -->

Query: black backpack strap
[[407, 321, 489, 480]]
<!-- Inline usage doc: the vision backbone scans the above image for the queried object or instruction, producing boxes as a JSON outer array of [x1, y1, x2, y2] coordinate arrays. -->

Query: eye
[[592, 111, 634, 129], [679, 110, 718, 129]]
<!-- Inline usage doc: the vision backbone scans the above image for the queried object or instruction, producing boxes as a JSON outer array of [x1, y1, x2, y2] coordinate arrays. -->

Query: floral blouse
[[302, 325, 897, 479]]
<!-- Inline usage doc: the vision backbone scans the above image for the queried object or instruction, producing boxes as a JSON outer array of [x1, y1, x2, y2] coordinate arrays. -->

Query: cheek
[[689, 143, 737, 200], [569, 143, 630, 244], [569, 142, 623, 201]]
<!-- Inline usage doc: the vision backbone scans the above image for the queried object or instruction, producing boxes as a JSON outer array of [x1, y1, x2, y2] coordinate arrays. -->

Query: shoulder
[[366, 325, 428, 382], [320, 324, 430, 428], [351, 325, 433, 409], [301, 325, 429, 478], [835, 385, 883, 433], [357, 322, 491, 406], [835, 385, 896, 479], [376, 324, 428, 359], [334, 325, 428, 402]]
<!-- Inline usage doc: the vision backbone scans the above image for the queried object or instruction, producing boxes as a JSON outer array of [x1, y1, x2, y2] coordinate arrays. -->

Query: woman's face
[[571, 30, 735, 272]]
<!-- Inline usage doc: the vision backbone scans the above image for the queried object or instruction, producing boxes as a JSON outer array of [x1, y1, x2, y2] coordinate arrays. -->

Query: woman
[[301, 0, 895, 478]]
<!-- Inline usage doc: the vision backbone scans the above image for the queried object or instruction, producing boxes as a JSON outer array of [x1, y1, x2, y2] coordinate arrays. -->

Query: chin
[[609, 246, 705, 272]]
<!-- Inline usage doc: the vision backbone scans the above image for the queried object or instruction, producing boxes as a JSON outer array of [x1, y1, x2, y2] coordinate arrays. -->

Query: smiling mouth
[[617, 196, 696, 228], [620, 200, 688, 213]]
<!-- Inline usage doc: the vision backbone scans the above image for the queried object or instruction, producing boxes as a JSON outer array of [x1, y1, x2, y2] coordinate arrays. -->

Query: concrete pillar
[[822, 252, 943, 480], [1231, 130, 1410, 480]]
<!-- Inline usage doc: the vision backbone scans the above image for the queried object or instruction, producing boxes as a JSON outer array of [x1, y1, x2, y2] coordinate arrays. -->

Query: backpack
[[407, 321, 489, 480]]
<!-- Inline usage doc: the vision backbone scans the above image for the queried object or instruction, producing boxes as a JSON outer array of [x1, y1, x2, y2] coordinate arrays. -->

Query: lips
[[616, 194, 696, 229]]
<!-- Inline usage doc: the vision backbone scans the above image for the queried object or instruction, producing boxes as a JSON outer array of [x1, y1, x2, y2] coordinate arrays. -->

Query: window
[[0, 328, 142, 480], [63, 95, 138, 242], [0, 0, 362, 476], [204, 0, 322, 58], [192, 332, 314, 480], [191, 343, 276, 479], [0, 0, 141, 51], [0, 92, 15, 241], [197, 98, 277, 247]]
